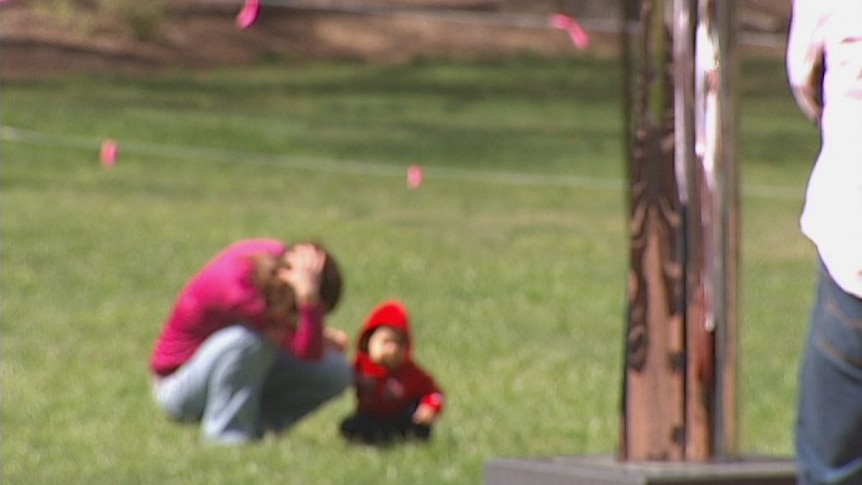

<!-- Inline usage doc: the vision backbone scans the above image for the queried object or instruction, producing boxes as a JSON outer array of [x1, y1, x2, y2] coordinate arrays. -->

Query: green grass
[[1, 54, 818, 483]]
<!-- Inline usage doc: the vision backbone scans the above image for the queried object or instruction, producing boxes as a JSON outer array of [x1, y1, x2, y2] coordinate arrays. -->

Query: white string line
[[1, 125, 801, 199]]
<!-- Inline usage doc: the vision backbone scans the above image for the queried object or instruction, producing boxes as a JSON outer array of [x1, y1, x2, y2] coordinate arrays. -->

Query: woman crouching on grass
[[149, 239, 351, 444]]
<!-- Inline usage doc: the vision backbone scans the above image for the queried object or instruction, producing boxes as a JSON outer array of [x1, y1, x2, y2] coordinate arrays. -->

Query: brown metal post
[[621, 0, 738, 461], [621, 0, 686, 460]]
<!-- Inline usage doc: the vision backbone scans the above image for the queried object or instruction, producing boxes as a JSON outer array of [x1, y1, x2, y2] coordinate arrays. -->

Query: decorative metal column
[[620, 0, 738, 461]]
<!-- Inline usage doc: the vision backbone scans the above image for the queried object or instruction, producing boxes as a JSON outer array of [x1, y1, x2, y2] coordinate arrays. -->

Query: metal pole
[[621, 0, 686, 460], [621, 0, 738, 461], [684, 0, 739, 458]]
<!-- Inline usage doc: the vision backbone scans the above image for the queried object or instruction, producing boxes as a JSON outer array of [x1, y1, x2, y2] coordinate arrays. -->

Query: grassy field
[[1, 54, 818, 483]]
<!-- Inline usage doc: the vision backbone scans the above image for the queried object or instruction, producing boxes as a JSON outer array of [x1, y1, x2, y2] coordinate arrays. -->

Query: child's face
[[367, 326, 406, 369]]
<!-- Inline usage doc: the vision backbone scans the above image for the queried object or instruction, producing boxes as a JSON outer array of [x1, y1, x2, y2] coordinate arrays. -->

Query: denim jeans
[[153, 325, 350, 443], [796, 258, 862, 484]]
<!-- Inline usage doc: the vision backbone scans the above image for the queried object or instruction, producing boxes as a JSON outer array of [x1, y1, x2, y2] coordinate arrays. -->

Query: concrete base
[[485, 454, 796, 485]]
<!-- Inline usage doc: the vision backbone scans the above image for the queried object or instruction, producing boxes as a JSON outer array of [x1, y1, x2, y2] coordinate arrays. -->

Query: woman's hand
[[278, 244, 325, 306]]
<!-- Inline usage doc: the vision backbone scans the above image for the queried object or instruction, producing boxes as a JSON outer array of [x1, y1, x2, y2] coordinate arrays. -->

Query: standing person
[[340, 300, 444, 445], [149, 239, 351, 444], [787, 1, 862, 483]]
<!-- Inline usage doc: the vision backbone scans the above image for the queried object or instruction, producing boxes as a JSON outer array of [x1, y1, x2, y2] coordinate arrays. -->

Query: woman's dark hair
[[315, 243, 343, 313]]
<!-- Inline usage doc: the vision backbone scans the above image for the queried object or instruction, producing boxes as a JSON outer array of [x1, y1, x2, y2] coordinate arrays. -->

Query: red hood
[[357, 300, 413, 358]]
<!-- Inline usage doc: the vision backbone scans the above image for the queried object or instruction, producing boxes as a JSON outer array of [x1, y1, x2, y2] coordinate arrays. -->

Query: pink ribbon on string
[[100, 139, 119, 167], [236, 0, 260, 29], [407, 165, 423, 188], [549, 13, 590, 50]]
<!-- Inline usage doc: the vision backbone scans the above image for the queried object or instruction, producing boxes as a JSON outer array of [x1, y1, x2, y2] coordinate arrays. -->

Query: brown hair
[[314, 243, 343, 313]]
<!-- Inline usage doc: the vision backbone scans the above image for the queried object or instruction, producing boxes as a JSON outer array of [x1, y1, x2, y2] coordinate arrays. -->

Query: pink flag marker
[[100, 139, 118, 167], [407, 165, 423, 188], [549, 13, 590, 50], [236, 0, 260, 29]]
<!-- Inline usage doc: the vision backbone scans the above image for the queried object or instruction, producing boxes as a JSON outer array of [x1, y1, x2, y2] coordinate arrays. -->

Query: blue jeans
[[796, 259, 862, 484], [153, 325, 350, 444]]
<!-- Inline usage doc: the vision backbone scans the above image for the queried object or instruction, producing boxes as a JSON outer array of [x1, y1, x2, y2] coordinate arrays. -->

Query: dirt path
[[0, 0, 787, 80], [1, 1, 594, 79]]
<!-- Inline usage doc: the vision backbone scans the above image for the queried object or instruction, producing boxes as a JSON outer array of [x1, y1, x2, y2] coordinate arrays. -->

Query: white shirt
[[787, 0, 862, 297]]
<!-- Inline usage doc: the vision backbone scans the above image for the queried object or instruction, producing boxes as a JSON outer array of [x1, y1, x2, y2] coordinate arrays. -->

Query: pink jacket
[[150, 239, 324, 376]]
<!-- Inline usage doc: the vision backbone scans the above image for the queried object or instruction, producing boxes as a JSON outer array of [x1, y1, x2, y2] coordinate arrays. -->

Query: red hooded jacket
[[352, 300, 444, 417]]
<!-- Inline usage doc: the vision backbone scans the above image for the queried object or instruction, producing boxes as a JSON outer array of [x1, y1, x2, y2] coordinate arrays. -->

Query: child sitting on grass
[[340, 300, 444, 445]]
